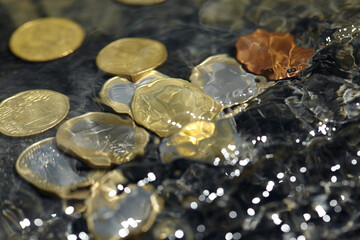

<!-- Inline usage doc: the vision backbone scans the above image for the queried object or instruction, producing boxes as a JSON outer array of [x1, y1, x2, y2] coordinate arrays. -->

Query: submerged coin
[[131, 78, 222, 138], [116, 0, 165, 5], [99, 71, 169, 116], [56, 112, 149, 168], [190, 54, 266, 108], [9, 18, 85, 62], [160, 119, 239, 165], [96, 38, 168, 80], [86, 170, 161, 240], [0, 90, 70, 137], [16, 138, 104, 199]]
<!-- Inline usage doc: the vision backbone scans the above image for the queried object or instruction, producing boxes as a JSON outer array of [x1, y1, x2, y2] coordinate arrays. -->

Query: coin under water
[[9, 18, 85, 62], [85, 170, 161, 240], [160, 119, 240, 165], [96, 38, 168, 80], [16, 138, 104, 199], [99, 71, 169, 117], [116, 0, 165, 5], [131, 78, 222, 138], [0, 90, 70, 137], [190, 54, 266, 108], [56, 112, 149, 168]]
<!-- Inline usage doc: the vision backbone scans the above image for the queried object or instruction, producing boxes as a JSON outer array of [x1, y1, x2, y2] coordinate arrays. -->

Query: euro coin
[[96, 38, 167, 80], [9, 18, 85, 62], [0, 90, 70, 137]]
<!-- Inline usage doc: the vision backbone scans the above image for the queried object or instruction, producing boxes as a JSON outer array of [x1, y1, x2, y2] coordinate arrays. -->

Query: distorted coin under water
[[116, 0, 165, 5], [190, 54, 268, 108], [0, 89, 70, 137], [99, 71, 169, 116], [9, 17, 85, 62], [85, 170, 161, 240], [16, 138, 104, 199], [131, 78, 223, 138], [96, 38, 168, 80], [56, 112, 149, 168], [160, 118, 240, 165]]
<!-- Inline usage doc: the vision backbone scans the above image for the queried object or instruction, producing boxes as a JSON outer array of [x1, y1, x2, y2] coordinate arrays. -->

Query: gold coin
[[56, 112, 149, 168], [96, 38, 168, 80], [0, 90, 70, 137], [131, 78, 222, 138], [116, 0, 165, 5], [16, 138, 104, 199], [9, 18, 85, 62]]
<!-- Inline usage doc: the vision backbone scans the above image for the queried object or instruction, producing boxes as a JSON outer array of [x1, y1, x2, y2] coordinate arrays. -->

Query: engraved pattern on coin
[[0, 90, 70, 137], [96, 38, 168, 80], [9, 18, 85, 62]]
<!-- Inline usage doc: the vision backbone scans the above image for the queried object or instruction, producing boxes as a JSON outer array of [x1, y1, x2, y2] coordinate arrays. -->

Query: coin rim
[[15, 137, 105, 199], [96, 38, 168, 80], [0, 89, 70, 137], [56, 112, 149, 168], [9, 17, 85, 62]]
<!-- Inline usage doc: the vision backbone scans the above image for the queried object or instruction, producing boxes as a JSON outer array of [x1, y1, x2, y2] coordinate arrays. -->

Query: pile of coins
[[5, 4, 314, 237]]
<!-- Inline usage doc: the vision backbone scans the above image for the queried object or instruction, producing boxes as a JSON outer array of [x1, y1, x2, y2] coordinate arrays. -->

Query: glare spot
[[271, 214, 282, 225], [51, 213, 57, 217], [34, 218, 43, 227], [357, 150, 360, 156], [303, 213, 311, 221], [351, 159, 357, 165], [203, 190, 210, 196], [247, 208, 255, 216], [331, 176, 337, 183], [229, 211, 237, 219], [19, 218, 31, 229], [233, 232, 241, 240], [334, 206, 342, 213], [79, 232, 89, 240], [124, 187, 131, 194], [65, 206, 74, 215], [266, 181, 275, 191], [290, 176, 296, 182], [329, 199, 337, 207], [225, 232, 233, 240], [315, 205, 326, 217], [208, 193, 217, 201], [108, 190, 117, 197], [300, 222, 308, 230], [197, 225, 206, 232], [190, 202, 198, 209], [281, 224, 290, 233], [67, 234, 77, 240], [175, 229, 184, 239], [217, 188, 224, 196], [263, 191, 270, 197], [331, 164, 340, 172], [277, 172, 284, 179], [300, 167, 307, 173], [147, 172, 156, 181], [323, 215, 331, 222], [252, 197, 260, 204], [118, 228, 130, 238], [309, 130, 315, 136], [341, 195, 345, 200], [297, 235, 306, 240]]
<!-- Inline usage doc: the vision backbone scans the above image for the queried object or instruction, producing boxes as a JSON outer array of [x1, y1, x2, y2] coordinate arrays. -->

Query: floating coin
[[9, 18, 85, 62], [160, 119, 239, 166], [86, 170, 161, 240], [0, 90, 70, 137], [190, 54, 267, 108], [131, 78, 222, 138], [236, 29, 313, 80], [116, 0, 165, 5], [16, 138, 104, 199], [56, 112, 149, 168], [96, 38, 168, 80]]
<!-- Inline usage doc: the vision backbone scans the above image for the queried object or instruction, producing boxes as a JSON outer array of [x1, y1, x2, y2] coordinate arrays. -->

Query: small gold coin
[[56, 112, 149, 168], [116, 0, 165, 5], [9, 17, 85, 62], [0, 90, 70, 137], [96, 38, 168, 80]]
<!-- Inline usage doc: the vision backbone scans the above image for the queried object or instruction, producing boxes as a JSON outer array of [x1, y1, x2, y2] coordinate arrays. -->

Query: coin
[[116, 0, 165, 5], [0, 90, 70, 137], [16, 138, 104, 199], [9, 17, 85, 62], [131, 78, 222, 137], [96, 38, 168, 80], [56, 112, 149, 168]]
